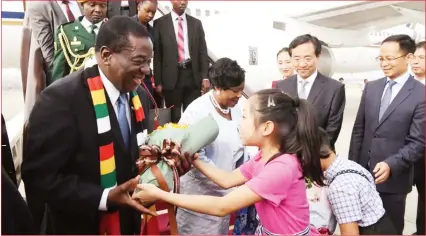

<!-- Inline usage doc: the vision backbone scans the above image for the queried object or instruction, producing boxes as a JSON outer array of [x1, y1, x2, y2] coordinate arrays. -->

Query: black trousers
[[163, 67, 200, 123], [414, 159, 425, 235], [359, 213, 397, 235], [379, 192, 407, 234]]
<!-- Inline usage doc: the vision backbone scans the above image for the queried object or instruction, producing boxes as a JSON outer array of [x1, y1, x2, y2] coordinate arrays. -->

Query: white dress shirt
[[416, 77, 425, 85], [80, 17, 103, 35], [98, 67, 131, 211], [56, 0, 82, 22], [121, 0, 129, 7], [297, 70, 318, 98], [170, 10, 191, 60], [381, 71, 410, 103]]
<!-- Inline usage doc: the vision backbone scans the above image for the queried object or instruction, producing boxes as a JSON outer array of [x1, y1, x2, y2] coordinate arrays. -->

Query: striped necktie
[[177, 16, 185, 62]]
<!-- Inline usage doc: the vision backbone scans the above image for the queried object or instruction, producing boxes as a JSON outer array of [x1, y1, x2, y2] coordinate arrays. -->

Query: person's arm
[[197, 20, 209, 80], [328, 183, 362, 235], [326, 83, 346, 146], [21, 85, 104, 219], [193, 159, 248, 189], [348, 84, 367, 163], [27, 4, 55, 73], [384, 100, 425, 176], [135, 156, 294, 216], [154, 184, 261, 217], [339, 223, 360, 235]]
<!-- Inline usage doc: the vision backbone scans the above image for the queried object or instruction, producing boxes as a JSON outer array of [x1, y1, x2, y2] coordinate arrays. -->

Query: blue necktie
[[117, 93, 130, 150]]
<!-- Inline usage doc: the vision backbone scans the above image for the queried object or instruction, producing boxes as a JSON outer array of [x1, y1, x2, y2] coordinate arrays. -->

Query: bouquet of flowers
[[136, 114, 220, 193]]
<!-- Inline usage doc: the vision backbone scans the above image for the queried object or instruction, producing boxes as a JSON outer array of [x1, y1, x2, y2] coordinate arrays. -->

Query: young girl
[[134, 89, 325, 235]]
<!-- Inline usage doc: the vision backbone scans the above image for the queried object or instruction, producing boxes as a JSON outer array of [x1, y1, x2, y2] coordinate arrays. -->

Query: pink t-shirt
[[240, 152, 310, 234]]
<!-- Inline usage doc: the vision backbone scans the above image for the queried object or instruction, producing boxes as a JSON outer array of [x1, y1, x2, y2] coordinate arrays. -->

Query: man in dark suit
[[410, 41, 425, 235], [349, 34, 425, 234], [153, 0, 210, 123], [22, 16, 191, 235], [108, 0, 137, 18], [275, 34, 345, 149], [2, 114, 18, 186]]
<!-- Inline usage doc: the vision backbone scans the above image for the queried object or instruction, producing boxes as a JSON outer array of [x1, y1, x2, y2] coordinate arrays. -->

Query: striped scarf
[[87, 74, 145, 234]]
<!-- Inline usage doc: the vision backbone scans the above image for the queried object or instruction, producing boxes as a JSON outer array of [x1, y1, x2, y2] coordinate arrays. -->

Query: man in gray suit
[[349, 34, 425, 234], [275, 34, 346, 149], [25, 1, 82, 86], [107, 0, 138, 18]]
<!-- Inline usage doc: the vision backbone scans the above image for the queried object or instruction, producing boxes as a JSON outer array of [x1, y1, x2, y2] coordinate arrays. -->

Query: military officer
[[52, 0, 107, 82]]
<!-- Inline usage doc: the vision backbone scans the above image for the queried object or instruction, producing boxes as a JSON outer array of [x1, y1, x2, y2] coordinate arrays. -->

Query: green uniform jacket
[[52, 17, 100, 82]]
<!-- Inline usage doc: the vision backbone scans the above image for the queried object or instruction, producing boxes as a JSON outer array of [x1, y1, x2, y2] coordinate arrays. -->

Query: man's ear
[[99, 46, 112, 66]]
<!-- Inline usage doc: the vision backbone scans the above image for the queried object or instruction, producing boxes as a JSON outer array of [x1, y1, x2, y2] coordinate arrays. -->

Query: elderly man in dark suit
[[22, 17, 192, 234], [275, 34, 345, 149], [349, 34, 425, 235], [153, 0, 210, 123]]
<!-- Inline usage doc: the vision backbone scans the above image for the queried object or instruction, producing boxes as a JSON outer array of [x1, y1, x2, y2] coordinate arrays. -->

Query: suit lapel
[[166, 14, 178, 45], [376, 76, 415, 129], [129, 98, 138, 162], [186, 16, 195, 57], [372, 78, 387, 127], [52, 1, 68, 23], [307, 73, 324, 104]]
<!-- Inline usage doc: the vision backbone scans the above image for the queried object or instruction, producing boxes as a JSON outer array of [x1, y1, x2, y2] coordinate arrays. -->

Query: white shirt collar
[[171, 10, 186, 21], [98, 67, 125, 105], [387, 71, 410, 86], [297, 70, 318, 84], [80, 17, 103, 30]]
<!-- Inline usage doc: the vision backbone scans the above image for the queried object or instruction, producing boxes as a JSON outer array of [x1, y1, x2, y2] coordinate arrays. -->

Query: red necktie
[[62, 0, 75, 22], [177, 16, 185, 62]]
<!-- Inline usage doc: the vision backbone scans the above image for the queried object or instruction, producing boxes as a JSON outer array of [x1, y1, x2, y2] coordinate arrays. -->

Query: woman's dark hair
[[276, 47, 289, 57], [318, 127, 332, 159], [253, 89, 324, 186], [208, 57, 245, 90]]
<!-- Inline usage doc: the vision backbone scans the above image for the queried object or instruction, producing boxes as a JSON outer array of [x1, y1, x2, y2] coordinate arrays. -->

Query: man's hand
[[201, 79, 211, 95], [107, 176, 157, 216], [373, 162, 391, 184]]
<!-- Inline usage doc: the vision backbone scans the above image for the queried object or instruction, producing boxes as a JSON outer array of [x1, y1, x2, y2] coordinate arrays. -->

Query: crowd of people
[[1, 0, 425, 235]]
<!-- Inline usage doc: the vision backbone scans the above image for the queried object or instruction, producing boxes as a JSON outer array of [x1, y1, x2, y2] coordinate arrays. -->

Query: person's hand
[[161, 139, 199, 176], [201, 79, 211, 95], [133, 183, 162, 203], [373, 162, 391, 184], [107, 176, 157, 216]]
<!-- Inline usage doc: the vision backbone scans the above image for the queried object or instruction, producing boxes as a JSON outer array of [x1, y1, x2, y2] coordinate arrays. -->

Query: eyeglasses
[[375, 54, 407, 63]]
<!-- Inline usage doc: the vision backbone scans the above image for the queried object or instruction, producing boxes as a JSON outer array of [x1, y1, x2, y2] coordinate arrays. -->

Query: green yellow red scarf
[[87, 74, 145, 234]]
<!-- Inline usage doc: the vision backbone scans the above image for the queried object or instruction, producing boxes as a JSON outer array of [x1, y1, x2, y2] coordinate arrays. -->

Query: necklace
[[209, 91, 230, 114]]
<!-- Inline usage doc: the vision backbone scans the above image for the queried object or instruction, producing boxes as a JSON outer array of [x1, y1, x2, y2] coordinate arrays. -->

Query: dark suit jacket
[[349, 76, 425, 193], [2, 114, 17, 186], [21, 65, 151, 234], [153, 13, 209, 90], [275, 73, 346, 147], [1, 167, 37, 235], [108, 0, 137, 18]]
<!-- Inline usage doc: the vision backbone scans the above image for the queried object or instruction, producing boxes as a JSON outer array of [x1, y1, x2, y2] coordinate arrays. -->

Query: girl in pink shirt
[[134, 89, 325, 235]]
